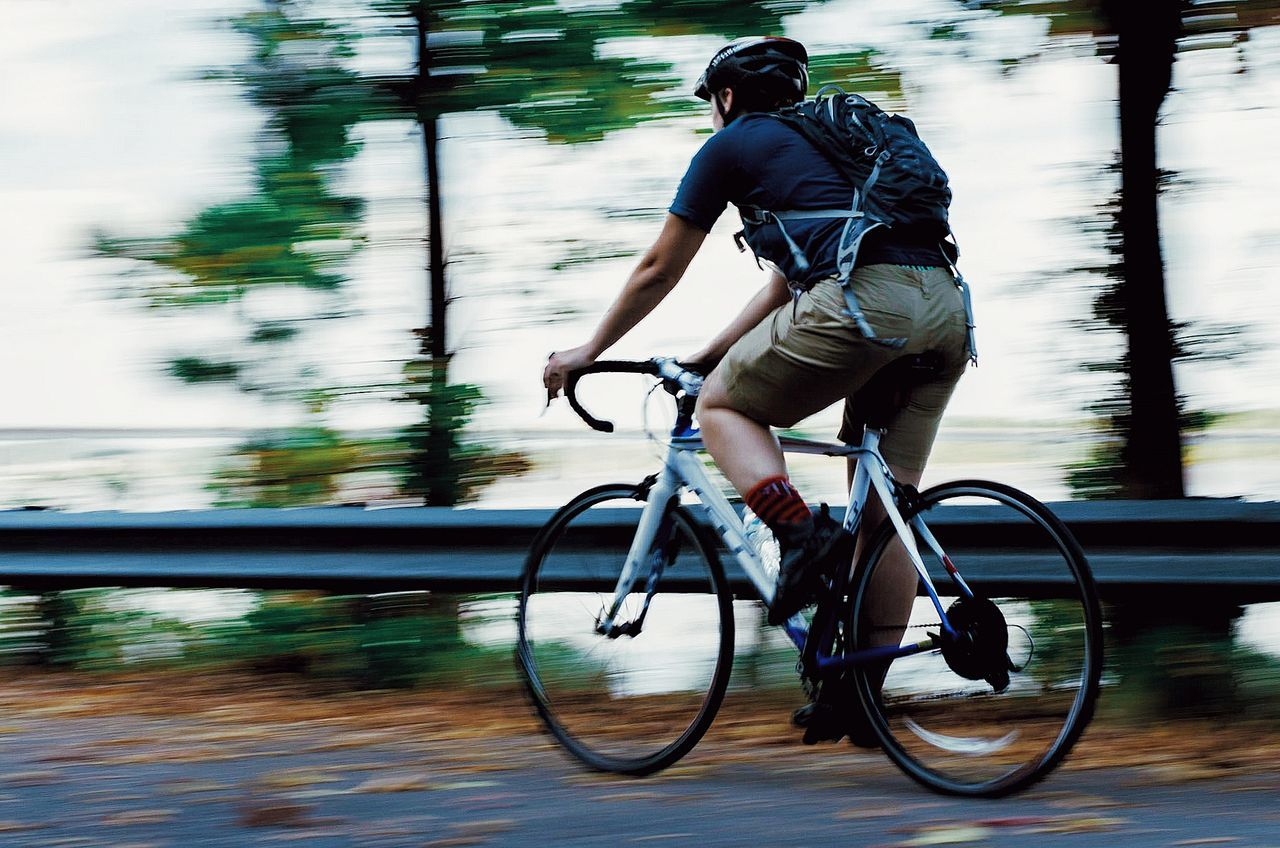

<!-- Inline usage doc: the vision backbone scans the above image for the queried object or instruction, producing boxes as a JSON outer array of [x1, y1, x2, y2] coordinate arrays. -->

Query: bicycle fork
[[596, 470, 681, 638]]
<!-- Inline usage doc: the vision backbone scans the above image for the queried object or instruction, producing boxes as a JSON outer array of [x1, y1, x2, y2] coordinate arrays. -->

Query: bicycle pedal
[[792, 702, 844, 745]]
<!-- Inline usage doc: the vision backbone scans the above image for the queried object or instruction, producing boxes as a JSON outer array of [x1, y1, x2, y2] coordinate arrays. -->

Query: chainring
[[939, 596, 1013, 692]]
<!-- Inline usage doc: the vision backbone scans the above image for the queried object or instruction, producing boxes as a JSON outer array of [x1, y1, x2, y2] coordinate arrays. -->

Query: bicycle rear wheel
[[516, 483, 734, 776], [849, 480, 1103, 797]]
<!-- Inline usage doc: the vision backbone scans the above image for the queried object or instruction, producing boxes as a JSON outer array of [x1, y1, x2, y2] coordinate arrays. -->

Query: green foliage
[[249, 321, 303, 344], [168, 357, 242, 385], [0, 589, 529, 690], [975, 0, 1280, 44], [98, 5, 366, 312], [367, 1, 697, 143], [399, 357, 533, 506], [807, 48, 903, 106], [226, 9, 372, 166], [1025, 599, 1090, 689], [1105, 620, 1240, 719], [95, 0, 367, 442], [369, 0, 900, 140], [208, 426, 367, 507], [0, 591, 203, 672], [93, 1, 405, 507], [616, 0, 810, 38]]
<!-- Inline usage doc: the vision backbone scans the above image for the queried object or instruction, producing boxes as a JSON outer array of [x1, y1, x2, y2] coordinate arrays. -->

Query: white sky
[[1, 0, 1277, 434]]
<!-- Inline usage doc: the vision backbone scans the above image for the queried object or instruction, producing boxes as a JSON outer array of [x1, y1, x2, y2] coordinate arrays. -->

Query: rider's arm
[[686, 271, 790, 369], [544, 214, 706, 398], [580, 213, 707, 357]]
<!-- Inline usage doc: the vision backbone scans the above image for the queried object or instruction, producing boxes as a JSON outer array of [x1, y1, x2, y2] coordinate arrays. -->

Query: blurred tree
[[964, 0, 1280, 497], [963, 0, 1280, 717], [95, 0, 905, 507], [95, 1, 374, 506], [1062, 162, 1248, 498], [362, 0, 688, 504], [363, 0, 899, 503]]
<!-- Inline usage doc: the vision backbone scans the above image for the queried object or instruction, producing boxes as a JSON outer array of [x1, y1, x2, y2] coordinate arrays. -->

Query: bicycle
[[517, 356, 1103, 797]]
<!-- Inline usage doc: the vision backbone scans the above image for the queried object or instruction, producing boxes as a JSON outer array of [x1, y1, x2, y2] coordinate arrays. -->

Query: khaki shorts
[[717, 264, 968, 471]]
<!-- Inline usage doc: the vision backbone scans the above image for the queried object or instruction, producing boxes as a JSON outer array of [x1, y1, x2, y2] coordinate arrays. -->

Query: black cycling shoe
[[767, 505, 851, 626], [792, 677, 881, 748]]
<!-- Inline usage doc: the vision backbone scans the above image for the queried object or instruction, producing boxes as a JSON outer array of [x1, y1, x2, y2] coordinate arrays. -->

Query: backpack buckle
[[733, 230, 748, 253]]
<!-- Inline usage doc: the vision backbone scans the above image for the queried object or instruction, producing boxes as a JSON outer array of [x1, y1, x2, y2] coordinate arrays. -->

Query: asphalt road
[[0, 712, 1277, 847]]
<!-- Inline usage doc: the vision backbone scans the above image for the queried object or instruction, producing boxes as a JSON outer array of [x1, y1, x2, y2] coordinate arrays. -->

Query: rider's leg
[[698, 272, 925, 625], [848, 458, 923, 651], [696, 371, 785, 494], [698, 373, 815, 542], [700, 371, 847, 626]]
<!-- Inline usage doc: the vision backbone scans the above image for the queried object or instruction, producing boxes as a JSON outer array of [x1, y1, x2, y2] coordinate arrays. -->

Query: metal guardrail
[[1, 500, 1278, 602]]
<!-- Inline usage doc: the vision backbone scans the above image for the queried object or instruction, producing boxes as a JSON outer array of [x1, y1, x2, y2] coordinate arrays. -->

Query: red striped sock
[[744, 475, 811, 532]]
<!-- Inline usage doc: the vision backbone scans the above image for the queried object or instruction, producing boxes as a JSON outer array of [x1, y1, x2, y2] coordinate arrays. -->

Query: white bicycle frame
[[597, 427, 969, 655]]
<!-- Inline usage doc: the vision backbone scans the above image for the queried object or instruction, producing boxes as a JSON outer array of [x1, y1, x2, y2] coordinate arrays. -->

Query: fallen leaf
[[452, 819, 518, 837], [835, 808, 895, 821], [596, 791, 667, 802], [237, 800, 316, 828], [437, 780, 502, 791], [159, 780, 232, 796], [1025, 816, 1129, 834], [899, 825, 992, 846], [352, 775, 433, 793], [1046, 794, 1130, 810], [2, 771, 61, 787], [260, 771, 341, 789], [101, 810, 178, 826]]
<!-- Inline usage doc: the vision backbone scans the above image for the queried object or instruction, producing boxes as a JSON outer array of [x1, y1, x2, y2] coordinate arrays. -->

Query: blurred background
[[2, 0, 1280, 720]]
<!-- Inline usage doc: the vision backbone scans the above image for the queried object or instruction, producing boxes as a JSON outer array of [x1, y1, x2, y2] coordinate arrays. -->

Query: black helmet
[[693, 36, 809, 104]]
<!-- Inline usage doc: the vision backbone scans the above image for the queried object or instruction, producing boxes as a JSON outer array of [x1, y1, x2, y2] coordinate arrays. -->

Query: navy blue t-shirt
[[668, 113, 945, 283]]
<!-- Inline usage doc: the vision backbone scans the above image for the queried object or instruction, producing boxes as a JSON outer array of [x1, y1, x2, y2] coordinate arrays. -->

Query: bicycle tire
[[516, 483, 734, 776], [849, 479, 1103, 797]]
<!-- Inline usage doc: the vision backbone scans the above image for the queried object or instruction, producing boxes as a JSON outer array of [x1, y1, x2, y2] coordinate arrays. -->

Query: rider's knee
[[695, 373, 725, 418]]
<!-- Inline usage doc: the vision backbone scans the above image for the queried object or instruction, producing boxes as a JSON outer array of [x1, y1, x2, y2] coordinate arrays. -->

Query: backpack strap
[[939, 237, 978, 366], [861, 149, 892, 200], [832, 219, 905, 348], [741, 202, 907, 349]]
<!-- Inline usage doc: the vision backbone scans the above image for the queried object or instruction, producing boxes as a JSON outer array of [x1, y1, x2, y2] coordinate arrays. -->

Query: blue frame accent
[[816, 639, 936, 673]]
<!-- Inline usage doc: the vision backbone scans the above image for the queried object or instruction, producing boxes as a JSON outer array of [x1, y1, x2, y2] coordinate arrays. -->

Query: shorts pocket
[[859, 293, 915, 339], [862, 306, 914, 340], [851, 269, 917, 330]]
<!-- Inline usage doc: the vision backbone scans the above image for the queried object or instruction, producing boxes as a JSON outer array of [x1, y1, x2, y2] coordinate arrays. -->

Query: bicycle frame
[[596, 425, 975, 679]]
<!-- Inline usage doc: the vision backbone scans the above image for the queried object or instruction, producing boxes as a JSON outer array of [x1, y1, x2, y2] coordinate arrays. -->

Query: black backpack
[[738, 85, 975, 362], [773, 88, 951, 234]]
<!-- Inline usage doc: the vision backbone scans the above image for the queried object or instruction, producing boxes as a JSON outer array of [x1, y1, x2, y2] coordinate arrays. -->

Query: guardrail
[[1, 501, 1277, 603]]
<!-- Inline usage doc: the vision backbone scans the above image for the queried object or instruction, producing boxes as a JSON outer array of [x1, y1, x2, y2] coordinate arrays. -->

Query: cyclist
[[544, 36, 970, 740]]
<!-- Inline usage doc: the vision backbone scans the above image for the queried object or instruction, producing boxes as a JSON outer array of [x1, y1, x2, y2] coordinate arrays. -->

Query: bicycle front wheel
[[850, 480, 1103, 797], [516, 483, 734, 776]]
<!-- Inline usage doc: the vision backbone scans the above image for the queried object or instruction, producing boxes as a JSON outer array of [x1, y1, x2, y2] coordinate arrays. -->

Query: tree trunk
[[416, 4, 458, 506], [1106, 0, 1186, 498], [422, 110, 447, 362]]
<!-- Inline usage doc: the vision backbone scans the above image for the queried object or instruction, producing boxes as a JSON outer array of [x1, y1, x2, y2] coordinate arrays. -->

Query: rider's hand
[[544, 345, 598, 403], [679, 349, 720, 376]]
